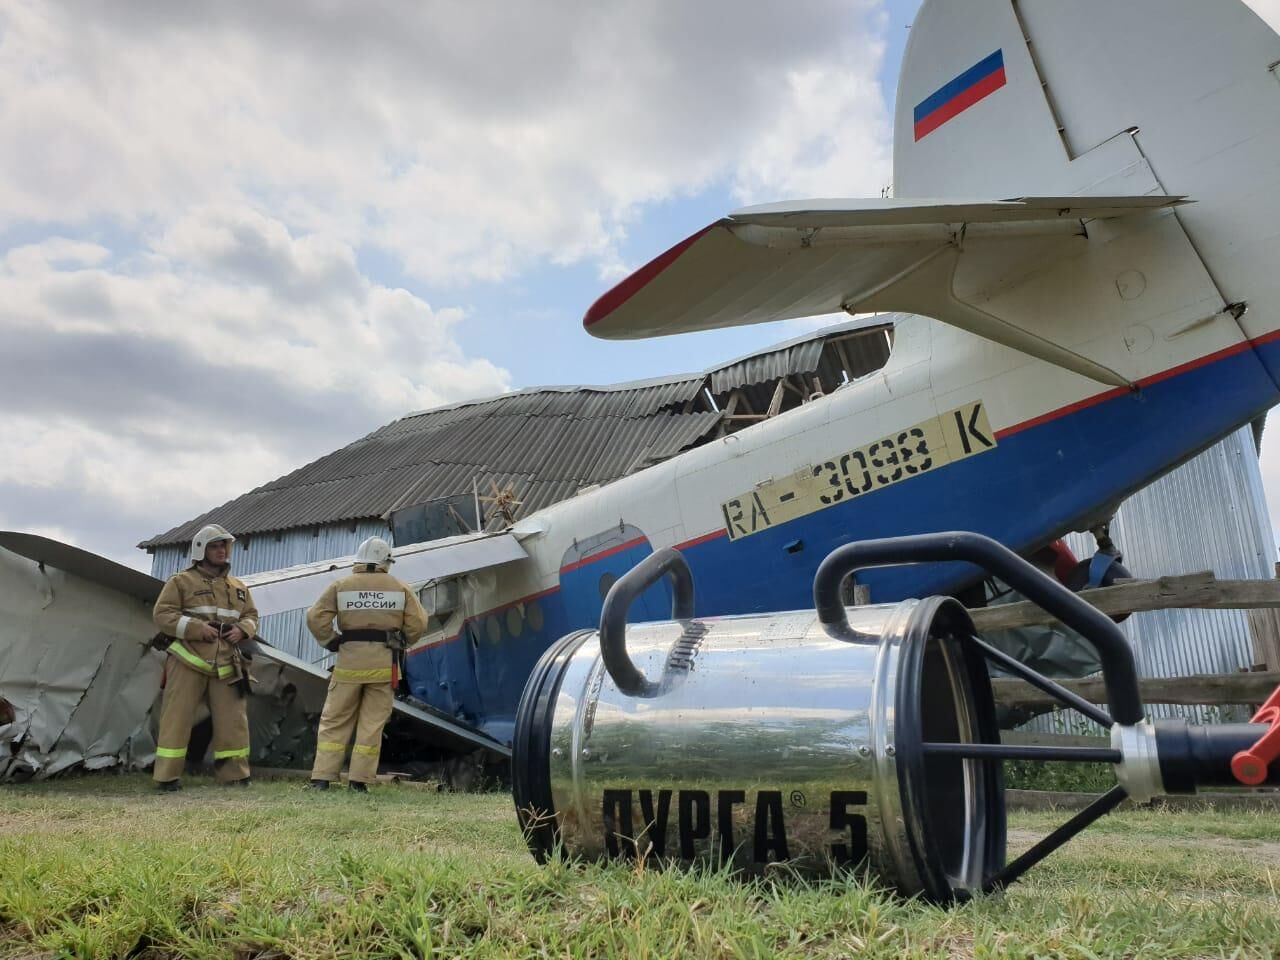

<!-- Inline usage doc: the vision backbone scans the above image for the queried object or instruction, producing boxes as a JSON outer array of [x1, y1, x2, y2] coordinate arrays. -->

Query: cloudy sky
[[2, 0, 1279, 572]]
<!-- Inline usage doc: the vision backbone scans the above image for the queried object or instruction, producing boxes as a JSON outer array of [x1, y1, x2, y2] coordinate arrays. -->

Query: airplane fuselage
[[405, 0, 1280, 743], [405, 305, 1280, 741]]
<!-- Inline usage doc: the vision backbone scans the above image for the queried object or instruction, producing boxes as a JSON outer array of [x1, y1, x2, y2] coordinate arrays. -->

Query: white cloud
[[0, 209, 512, 564], [1247, 0, 1280, 29], [0, 0, 896, 567], [0, 0, 891, 287]]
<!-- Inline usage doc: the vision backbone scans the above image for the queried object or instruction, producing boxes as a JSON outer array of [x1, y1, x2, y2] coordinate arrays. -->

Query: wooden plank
[[966, 571, 1280, 631], [992, 670, 1280, 709], [765, 379, 786, 418], [1248, 606, 1280, 672]]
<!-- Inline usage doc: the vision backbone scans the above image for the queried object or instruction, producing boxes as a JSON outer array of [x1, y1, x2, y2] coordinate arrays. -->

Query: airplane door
[[558, 524, 672, 629]]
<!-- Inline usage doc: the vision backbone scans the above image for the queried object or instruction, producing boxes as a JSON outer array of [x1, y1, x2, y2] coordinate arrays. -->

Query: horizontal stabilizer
[[583, 195, 1185, 344], [731, 195, 1184, 228]]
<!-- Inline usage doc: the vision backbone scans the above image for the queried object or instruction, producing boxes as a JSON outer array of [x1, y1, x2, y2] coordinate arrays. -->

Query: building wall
[[149, 519, 392, 663]]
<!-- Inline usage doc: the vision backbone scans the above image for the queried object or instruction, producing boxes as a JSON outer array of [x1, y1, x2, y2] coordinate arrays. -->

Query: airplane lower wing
[[0, 531, 512, 772], [584, 196, 1189, 387]]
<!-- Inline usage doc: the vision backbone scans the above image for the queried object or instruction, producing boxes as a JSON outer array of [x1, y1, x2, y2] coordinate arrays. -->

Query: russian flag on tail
[[913, 49, 1006, 141]]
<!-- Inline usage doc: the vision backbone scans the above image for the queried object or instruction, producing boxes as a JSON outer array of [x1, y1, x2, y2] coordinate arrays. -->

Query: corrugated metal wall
[[1050, 423, 1275, 727], [149, 519, 391, 664]]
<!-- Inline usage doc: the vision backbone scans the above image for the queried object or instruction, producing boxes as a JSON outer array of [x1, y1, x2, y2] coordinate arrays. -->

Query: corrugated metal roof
[[708, 314, 897, 393], [140, 319, 898, 548]]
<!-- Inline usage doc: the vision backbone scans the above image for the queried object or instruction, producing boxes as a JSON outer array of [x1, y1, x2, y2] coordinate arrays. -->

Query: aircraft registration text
[[721, 401, 996, 541]]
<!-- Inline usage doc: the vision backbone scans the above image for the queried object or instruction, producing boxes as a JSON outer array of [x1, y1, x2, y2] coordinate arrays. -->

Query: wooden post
[[765, 379, 786, 419], [1247, 607, 1280, 671]]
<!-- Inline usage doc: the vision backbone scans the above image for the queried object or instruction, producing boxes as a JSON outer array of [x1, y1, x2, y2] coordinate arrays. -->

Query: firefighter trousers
[[153, 657, 251, 783], [311, 679, 394, 784]]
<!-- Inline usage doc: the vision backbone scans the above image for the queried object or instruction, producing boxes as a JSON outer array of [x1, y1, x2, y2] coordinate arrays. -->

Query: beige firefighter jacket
[[306, 568, 428, 684], [153, 564, 259, 680]]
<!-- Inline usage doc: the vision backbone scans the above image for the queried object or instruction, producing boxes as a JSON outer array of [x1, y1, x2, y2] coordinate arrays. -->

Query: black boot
[[156, 780, 181, 793], [227, 777, 252, 787], [349, 781, 368, 793], [309, 779, 330, 791]]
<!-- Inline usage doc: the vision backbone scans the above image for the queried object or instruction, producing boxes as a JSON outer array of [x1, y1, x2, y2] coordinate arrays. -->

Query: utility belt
[[340, 629, 395, 645], [149, 620, 257, 653], [325, 628, 407, 653]]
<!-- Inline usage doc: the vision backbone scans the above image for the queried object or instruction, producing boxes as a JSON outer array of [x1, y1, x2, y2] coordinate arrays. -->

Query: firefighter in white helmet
[[306, 536, 427, 791], [151, 523, 258, 790]]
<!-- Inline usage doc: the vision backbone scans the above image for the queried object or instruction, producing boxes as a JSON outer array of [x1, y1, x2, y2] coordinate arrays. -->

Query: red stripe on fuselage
[[558, 535, 649, 575], [675, 528, 727, 550], [913, 67, 1007, 141], [407, 584, 560, 656], [996, 334, 1270, 439]]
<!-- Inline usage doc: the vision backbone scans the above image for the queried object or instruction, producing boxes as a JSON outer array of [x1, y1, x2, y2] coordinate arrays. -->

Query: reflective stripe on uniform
[[240, 619, 257, 634], [184, 605, 243, 620], [176, 615, 192, 639], [352, 744, 379, 756], [316, 741, 346, 752], [170, 641, 215, 674], [213, 747, 250, 760], [332, 667, 393, 682], [169, 642, 236, 678], [155, 746, 187, 759]]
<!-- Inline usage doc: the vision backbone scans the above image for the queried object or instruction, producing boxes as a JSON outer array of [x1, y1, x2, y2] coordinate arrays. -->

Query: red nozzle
[[1232, 686, 1280, 786]]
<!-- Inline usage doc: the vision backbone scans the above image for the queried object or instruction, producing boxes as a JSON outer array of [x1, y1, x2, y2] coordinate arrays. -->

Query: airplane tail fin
[[894, 0, 1280, 205], [585, 0, 1280, 387], [894, 0, 1280, 349]]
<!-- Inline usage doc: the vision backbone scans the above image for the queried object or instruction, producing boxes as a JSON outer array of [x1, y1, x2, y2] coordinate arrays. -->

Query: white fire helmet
[[190, 523, 236, 563], [354, 536, 395, 570]]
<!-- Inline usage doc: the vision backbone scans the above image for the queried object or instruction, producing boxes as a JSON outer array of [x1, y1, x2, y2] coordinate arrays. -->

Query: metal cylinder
[[512, 597, 1005, 903]]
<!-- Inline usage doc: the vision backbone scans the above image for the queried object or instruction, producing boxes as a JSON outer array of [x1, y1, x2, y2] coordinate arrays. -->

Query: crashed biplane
[[361, 0, 1280, 744], [10, 0, 1280, 767]]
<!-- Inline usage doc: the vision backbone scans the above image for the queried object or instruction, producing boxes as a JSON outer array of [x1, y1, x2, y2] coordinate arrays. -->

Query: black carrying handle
[[812, 531, 1144, 725], [599, 547, 696, 697]]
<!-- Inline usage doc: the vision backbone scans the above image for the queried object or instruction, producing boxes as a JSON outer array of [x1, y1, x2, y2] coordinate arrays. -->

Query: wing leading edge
[[242, 530, 528, 618]]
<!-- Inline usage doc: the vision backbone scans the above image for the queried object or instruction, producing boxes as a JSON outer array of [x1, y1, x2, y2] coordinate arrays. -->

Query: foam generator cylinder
[[512, 548, 1005, 903]]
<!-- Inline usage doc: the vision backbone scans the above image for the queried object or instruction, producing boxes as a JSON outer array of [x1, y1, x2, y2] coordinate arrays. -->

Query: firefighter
[[307, 537, 426, 792], [151, 523, 258, 791]]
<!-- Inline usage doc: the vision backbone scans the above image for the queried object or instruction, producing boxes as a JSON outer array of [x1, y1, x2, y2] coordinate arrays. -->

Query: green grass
[[2, 775, 1279, 959]]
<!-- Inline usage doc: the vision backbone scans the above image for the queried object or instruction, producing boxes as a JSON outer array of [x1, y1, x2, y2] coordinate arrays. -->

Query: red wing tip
[[582, 222, 719, 335]]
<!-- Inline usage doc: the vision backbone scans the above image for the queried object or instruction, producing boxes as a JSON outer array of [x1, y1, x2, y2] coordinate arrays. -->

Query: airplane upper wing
[[242, 530, 528, 617], [582, 196, 1186, 386]]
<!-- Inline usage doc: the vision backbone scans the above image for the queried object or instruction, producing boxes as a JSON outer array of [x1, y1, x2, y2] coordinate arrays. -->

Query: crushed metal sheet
[[0, 539, 162, 781], [0, 533, 507, 781]]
